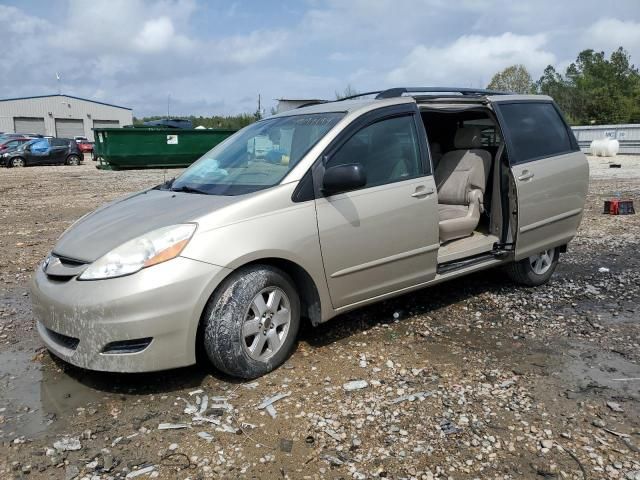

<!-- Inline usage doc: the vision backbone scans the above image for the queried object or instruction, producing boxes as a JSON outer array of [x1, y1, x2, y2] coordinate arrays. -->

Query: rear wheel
[[506, 247, 559, 286], [10, 157, 25, 168], [66, 155, 80, 166], [202, 265, 300, 379]]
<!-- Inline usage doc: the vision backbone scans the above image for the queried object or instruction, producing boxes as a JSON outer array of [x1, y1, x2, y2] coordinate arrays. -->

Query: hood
[[53, 189, 240, 262]]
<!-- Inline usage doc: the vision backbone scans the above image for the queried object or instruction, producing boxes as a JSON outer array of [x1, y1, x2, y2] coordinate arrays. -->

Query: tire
[[203, 265, 300, 379], [66, 155, 80, 166], [9, 157, 25, 168], [506, 247, 559, 287]]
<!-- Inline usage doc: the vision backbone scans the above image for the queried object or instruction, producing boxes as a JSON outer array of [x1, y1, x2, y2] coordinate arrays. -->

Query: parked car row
[[1, 136, 84, 167]]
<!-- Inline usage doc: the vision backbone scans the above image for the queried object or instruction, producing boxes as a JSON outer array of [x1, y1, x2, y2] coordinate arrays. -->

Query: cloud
[[217, 30, 288, 65], [585, 18, 640, 53], [387, 33, 556, 86], [134, 17, 182, 53], [1, 1, 640, 117]]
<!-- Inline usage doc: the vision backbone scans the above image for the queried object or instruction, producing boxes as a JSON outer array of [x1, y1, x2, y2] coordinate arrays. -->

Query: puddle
[[561, 341, 640, 402], [0, 346, 209, 441], [0, 348, 109, 440]]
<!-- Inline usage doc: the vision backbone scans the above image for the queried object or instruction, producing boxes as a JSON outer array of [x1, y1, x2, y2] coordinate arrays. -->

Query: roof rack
[[334, 90, 383, 101], [332, 87, 510, 102], [292, 87, 510, 110], [376, 87, 510, 98]]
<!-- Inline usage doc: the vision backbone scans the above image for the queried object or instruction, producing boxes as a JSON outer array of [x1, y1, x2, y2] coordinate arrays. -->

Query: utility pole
[[257, 93, 261, 120], [167, 94, 171, 119]]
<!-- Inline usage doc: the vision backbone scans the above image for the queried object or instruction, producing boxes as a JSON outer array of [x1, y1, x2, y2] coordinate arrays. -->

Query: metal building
[[0, 94, 133, 142], [572, 124, 640, 155]]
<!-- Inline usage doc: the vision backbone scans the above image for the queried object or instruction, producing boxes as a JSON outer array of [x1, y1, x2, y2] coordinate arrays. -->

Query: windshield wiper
[[154, 177, 175, 190], [171, 185, 210, 195]]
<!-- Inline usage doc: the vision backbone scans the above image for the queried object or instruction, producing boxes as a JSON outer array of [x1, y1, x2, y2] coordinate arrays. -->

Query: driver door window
[[315, 112, 439, 308], [326, 115, 422, 189]]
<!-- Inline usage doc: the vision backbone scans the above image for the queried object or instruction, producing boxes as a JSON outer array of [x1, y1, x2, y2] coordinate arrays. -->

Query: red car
[[77, 141, 94, 153], [0, 136, 30, 154]]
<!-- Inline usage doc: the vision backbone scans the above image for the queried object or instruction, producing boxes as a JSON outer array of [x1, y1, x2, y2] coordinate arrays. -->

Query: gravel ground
[[0, 156, 639, 480]]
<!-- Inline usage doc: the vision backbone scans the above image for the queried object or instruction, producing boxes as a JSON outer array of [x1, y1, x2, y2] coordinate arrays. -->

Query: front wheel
[[10, 157, 25, 168], [203, 265, 300, 379], [506, 247, 559, 287], [66, 155, 81, 166]]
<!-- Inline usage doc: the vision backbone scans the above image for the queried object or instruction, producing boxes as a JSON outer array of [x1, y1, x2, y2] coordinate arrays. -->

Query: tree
[[335, 84, 360, 99], [487, 65, 533, 94], [536, 47, 640, 125]]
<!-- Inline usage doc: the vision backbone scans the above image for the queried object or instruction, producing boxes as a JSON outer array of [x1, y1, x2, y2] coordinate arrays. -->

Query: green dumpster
[[93, 127, 237, 170]]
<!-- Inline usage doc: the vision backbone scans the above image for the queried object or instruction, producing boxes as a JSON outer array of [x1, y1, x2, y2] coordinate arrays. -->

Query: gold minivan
[[31, 88, 589, 378]]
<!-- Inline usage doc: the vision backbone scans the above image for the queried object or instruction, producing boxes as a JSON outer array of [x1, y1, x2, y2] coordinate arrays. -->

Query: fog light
[[101, 338, 152, 354]]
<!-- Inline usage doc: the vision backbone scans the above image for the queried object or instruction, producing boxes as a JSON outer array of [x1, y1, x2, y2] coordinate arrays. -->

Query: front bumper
[[31, 256, 229, 372]]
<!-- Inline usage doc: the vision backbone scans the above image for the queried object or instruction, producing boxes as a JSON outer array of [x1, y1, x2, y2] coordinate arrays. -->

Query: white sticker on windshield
[[167, 135, 178, 145]]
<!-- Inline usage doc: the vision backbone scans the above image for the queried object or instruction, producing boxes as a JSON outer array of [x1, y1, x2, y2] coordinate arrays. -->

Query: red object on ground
[[603, 199, 635, 215]]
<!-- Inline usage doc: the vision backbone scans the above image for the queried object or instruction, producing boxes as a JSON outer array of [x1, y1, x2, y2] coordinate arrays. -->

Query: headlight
[[2, 153, 9, 158], [78, 224, 196, 280], [42, 253, 52, 271]]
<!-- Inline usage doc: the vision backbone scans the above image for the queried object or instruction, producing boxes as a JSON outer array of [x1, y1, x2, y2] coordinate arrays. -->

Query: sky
[[1, 0, 639, 117]]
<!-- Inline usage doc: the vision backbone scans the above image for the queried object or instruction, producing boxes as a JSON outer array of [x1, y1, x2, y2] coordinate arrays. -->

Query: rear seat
[[434, 127, 491, 243]]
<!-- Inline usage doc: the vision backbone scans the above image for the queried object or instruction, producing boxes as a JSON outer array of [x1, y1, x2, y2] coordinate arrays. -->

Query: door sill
[[437, 231, 500, 264], [437, 252, 496, 275]]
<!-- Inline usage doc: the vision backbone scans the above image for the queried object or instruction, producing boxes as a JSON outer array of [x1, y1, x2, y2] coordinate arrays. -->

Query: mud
[[0, 157, 639, 479]]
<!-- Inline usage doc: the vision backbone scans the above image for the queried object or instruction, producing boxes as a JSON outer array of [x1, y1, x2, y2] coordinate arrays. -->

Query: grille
[[45, 254, 87, 280]]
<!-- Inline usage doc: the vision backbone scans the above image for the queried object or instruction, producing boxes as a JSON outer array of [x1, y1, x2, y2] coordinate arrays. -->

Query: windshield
[[171, 112, 344, 195]]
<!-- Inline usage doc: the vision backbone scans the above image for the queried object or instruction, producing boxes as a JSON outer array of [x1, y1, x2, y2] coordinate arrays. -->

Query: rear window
[[500, 102, 574, 164], [462, 120, 501, 147]]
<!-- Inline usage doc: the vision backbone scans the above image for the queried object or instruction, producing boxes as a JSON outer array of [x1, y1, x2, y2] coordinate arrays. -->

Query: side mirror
[[322, 163, 366, 196]]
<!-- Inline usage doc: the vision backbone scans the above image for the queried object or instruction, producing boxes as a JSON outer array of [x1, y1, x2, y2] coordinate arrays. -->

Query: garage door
[[55, 119, 85, 139], [93, 119, 120, 129], [14, 117, 45, 135]]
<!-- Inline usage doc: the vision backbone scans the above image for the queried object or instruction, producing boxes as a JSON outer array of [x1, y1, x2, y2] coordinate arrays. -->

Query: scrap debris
[[257, 392, 291, 418], [52, 437, 81, 452], [157, 423, 189, 430], [125, 465, 155, 478], [342, 380, 369, 391]]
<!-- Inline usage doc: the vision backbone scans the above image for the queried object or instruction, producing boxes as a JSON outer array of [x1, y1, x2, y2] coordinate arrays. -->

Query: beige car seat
[[435, 127, 492, 243], [430, 142, 443, 169]]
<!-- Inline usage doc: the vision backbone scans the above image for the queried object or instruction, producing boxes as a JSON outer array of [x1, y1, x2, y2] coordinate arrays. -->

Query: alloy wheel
[[241, 287, 291, 362], [528, 248, 554, 275]]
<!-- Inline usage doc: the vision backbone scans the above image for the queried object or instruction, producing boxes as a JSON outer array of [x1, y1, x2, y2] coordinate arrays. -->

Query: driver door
[[314, 106, 439, 309]]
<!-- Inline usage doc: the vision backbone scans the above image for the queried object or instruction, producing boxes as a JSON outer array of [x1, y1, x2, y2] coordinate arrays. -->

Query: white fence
[[571, 124, 640, 155]]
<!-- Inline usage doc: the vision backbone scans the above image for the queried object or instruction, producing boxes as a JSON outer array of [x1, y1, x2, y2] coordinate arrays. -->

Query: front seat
[[435, 127, 492, 243]]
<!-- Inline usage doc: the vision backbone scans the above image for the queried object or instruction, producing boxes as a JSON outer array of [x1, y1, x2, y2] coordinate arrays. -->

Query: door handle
[[518, 170, 534, 181], [411, 186, 435, 198]]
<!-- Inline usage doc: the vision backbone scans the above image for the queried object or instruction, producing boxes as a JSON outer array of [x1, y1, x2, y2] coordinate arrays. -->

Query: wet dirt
[[0, 158, 639, 479]]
